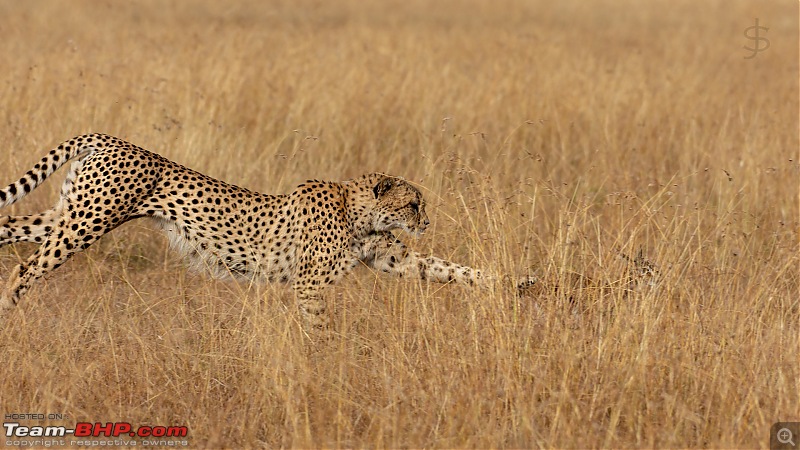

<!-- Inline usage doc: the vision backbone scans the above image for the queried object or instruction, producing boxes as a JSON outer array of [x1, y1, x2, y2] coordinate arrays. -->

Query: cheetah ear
[[373, 177, 395, 198]]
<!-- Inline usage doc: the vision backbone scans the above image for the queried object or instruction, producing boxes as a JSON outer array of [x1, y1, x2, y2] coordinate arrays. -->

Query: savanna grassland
[[0, 0, 797, 448]]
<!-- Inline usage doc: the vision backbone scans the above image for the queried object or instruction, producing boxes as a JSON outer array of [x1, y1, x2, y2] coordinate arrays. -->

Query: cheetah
[[0, 134, 495, 329], [516, 249, 660, 299], [516, 248, 660, 318]]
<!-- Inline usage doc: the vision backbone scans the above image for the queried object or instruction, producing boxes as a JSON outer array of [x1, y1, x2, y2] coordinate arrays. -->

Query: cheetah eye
[[408, 202, 419, 213]]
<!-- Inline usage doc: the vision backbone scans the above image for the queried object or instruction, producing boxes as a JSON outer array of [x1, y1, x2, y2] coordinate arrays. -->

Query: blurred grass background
[[0, 0, 797, 447]]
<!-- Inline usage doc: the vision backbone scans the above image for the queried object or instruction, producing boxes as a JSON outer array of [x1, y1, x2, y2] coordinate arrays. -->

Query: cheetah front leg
[[291, 222, 357, 332], [292, 253, 356, 332], [357, 232, 487, 287]]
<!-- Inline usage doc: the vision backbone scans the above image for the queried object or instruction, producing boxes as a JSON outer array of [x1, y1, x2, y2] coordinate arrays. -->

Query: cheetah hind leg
[[0, 211, 60, 325], [0, 264, 23, 324], [0, 209, 59, 247]]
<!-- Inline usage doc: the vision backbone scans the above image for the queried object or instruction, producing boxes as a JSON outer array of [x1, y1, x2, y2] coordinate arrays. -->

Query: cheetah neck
[[342, 173, 385, 239]]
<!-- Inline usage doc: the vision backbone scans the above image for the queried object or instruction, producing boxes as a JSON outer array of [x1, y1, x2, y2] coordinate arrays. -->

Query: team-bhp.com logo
[[4, 421, 188, 446]]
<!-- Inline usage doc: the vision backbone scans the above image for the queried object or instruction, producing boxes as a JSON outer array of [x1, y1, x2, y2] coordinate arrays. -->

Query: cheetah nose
[[421, 217, 430, 229]]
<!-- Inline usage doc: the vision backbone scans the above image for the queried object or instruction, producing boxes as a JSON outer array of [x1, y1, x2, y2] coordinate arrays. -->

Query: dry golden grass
[[0, 0, 797, 447]]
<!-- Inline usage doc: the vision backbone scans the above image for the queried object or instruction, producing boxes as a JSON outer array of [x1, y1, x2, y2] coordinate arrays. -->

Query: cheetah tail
[[0, 134, 104, 209]]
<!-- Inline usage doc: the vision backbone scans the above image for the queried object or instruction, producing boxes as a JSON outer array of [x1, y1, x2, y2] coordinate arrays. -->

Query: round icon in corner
[[778, 428, 795, 447]]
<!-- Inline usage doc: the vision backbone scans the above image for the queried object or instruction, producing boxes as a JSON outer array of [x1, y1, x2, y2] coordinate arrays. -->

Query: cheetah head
[[372, 176, 430, 236]]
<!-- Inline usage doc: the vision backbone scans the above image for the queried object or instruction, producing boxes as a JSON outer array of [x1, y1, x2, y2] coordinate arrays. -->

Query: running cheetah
[[0, 134, 491, 329]]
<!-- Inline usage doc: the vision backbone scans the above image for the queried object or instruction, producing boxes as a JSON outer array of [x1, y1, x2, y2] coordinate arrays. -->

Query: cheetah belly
[[150, 217, 295, 283]]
